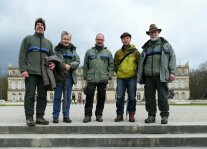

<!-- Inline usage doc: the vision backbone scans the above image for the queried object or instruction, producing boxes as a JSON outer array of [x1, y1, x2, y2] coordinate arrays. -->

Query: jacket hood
[[121, 44, 136, 51], [142, 37, 168, 50]]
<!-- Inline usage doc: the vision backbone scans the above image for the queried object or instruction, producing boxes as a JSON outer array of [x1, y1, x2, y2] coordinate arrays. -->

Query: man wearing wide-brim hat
[[138, 24, 176, 124]]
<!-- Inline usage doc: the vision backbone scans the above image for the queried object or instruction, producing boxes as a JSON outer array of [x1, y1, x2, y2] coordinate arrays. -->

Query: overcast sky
[[0, 0, 206, 74]]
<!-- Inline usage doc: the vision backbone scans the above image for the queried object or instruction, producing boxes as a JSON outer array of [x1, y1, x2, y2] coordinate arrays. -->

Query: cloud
[[0, 0, 207, 73]]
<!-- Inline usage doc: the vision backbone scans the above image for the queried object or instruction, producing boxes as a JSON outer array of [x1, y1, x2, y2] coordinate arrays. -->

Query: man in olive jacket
[[114, 32, 140, 122], [83, 33, 114, 123], [19, 18, 55, 126], [138, 24, 176, 124]]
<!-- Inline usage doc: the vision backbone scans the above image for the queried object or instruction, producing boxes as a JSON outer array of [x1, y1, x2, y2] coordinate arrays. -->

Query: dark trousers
[[144, 76, 169, 117], [84, 82, 107, 116], [24, 75, 47, 118]]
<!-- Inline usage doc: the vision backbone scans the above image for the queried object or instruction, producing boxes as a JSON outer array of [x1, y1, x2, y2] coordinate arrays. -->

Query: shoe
[[53, 117, 59, 123], [161, 116, 168, 124], [96, 115, 103, 122], [145, 116, 155, 123], [114, 115, 123, 122], [26, 117, 36, 126], [36, 117, 49, 125], [83, 116, 91, 123], [129, 112, 135, 122], [63, 117, 72, 123]]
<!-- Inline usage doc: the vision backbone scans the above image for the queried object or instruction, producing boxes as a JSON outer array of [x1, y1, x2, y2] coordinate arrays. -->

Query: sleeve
[[107, 51, 114, 79], [169, 44, 176, 75], [113, 51, 119, 73], [18, 37, 28, 73], [70, 51, 80, 70], [83, 51, 89, 80]]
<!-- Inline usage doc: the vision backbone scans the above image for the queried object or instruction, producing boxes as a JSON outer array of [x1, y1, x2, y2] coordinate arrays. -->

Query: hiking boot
[[129, 112, 135, 122], [96, 115, 103, 122], [26, 117, 36, 126], [63, 117, 72, 123], [36, 117, 49, 125], [161, 116, 168, 124], [83, 116, 91, 123], [114, 115, 123, 122], [145, 116, 155, 123], [53, 117, 59, 123]]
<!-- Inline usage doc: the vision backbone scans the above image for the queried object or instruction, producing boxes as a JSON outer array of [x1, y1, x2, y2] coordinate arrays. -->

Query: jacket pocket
[[86, 69, 94, 81], [100, 71, 109, 82]]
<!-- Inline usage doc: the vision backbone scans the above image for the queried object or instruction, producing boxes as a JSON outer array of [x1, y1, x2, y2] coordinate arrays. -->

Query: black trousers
[[144, 76, 169, 117], [84, 82, 107, 116], [24, 75, 47, 118]]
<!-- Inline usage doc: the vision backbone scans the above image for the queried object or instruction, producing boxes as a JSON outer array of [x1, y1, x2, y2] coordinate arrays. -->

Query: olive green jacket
[[19, 32, 54, 75], [83, 46, 114, 83], [138, 37, 176, 84], [54, 43, 80, 84]]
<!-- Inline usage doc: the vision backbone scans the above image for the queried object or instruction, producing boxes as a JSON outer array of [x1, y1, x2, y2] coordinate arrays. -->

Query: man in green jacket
[[138, 24, 176, 124], [83, 33, 114, 123], [19, 18, 55, 126], [114, 32, 140, 122]]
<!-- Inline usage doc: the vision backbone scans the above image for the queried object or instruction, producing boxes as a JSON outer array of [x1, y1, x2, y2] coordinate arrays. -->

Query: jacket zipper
[[40, 36, 42, 75]]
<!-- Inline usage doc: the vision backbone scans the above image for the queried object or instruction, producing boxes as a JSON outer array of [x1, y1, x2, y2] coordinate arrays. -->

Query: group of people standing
[[19, 18, 176, 127]]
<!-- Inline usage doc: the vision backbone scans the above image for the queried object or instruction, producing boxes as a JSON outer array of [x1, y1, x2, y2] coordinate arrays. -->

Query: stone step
[[0, 147, 206, 149], [1, 133, 207, 147], [1, 123, 207, 134]]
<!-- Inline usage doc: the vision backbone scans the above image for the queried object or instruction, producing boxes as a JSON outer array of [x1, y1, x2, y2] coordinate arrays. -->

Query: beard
[[150, 36, 159, 41]]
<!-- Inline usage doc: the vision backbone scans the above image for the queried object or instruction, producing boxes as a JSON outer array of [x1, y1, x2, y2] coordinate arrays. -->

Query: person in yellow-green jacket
[[114, 32, 140, 122]]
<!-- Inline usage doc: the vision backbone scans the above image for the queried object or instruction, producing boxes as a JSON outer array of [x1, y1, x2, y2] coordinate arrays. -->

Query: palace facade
[[7, 63, 190, 102]]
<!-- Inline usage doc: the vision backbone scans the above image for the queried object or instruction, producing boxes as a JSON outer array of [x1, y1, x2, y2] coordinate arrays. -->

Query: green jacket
[[83, 45, 114, 83], [138, 37, 176, 84], [19, 32, 54, 75], [114, 44, 140, 79], [54, 43, 80, 84]]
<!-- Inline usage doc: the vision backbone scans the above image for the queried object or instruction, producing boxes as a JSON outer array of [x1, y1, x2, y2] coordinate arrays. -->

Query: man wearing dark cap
[[19, 18, 55, 126], [114, 32, 140, 122], [138, 24, 176, 124]]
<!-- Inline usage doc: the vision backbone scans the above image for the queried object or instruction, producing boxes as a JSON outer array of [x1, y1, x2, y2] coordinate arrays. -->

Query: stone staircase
[[1, 122, 207, 148]]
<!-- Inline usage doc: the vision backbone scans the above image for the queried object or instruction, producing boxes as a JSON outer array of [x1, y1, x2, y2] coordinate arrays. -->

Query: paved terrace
[[1, 103, 207, 125]]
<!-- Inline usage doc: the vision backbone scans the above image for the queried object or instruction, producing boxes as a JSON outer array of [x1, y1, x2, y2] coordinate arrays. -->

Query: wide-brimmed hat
[[146, 24, 162, 35]]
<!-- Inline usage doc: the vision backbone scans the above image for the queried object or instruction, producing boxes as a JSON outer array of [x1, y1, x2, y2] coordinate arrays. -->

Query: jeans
[[116, 76, 137, 115], [24, 75, 47, 118], [84, 82, 107, 116], [53, 76, 73, 118]]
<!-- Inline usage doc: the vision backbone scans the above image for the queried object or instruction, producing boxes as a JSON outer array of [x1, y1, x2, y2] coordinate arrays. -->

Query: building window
[[18, 81, 22, 90], [175, 81, 178, 89], [181, 80, 185, 88], [12, 93, 17, 102], [181, 92, 185, 99], [11, 81, 16, 89], [77, 79, 81, 89], [50, 93, 54, 101]]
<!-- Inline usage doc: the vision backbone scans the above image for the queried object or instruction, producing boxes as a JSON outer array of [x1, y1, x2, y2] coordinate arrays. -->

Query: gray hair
[[61, 31, 72, 39]]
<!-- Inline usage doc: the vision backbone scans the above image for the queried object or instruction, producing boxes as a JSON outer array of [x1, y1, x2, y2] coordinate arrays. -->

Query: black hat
[[34, 18, 46, 31], [120, 32, 131, 39]]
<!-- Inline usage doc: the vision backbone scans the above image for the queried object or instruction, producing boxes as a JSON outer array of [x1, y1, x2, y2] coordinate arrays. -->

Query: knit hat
[[120, 32, 131, 39], [34, 18, 46, 31]]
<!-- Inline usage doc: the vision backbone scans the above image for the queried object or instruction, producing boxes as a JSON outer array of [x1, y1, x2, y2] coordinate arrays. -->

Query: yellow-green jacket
[[114, 44, 140, 79]]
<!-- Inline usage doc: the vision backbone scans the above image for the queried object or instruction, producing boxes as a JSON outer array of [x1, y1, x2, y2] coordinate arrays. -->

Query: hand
[[64, 64, 71, 70], [49, 62, 55, 70], [169, 74, 176, 81], [21, 71, 29, 77]]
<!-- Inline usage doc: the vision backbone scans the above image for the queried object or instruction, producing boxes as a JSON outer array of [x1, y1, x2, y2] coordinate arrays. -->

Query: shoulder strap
[[118, 48, 137, 65]]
